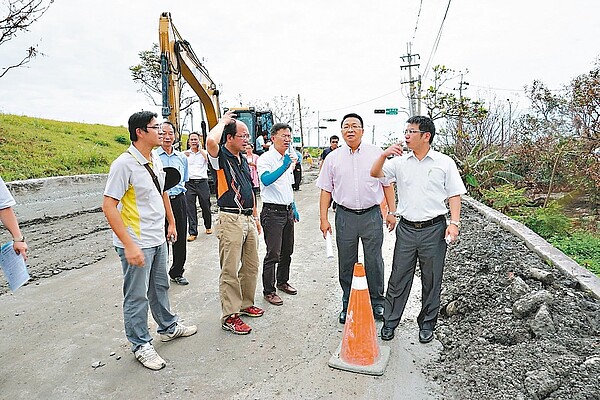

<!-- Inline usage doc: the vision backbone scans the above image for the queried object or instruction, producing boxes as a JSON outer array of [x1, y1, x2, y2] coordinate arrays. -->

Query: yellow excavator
[[158, 12, 273, 147], [158, 11, 221, 145]]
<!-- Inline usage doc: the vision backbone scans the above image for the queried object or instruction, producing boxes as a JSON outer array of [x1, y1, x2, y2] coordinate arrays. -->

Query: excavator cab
[[225, 108, 274, 145]]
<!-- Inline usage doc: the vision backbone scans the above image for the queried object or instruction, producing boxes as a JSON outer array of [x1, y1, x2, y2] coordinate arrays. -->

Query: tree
[[1, 0, 53, 78], [129, 43, 198, 112]]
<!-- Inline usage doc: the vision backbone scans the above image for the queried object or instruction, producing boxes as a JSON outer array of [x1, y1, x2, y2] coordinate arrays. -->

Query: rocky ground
[[2, 171, 599, 399], [430, 203, 600, 400]]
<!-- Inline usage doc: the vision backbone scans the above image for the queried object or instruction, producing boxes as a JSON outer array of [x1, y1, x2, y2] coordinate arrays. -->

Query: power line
[[412, 0, 424, 43], [422, 0, 452, 82], [321, 88, 405, 113]]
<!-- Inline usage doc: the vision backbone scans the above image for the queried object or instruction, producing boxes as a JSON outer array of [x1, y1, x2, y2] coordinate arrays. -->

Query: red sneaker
[[239, 305, 265, 317], [221, 315, 252, 335]]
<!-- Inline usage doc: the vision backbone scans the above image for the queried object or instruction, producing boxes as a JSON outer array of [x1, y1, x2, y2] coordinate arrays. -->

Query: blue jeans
[[116, 243, 178, 352]]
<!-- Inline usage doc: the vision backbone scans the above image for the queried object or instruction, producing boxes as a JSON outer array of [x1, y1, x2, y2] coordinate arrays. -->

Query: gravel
[[430, 202, 600, 400]]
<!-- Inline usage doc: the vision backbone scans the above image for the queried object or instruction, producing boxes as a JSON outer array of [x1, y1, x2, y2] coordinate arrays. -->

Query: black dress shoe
[[373, 304, 384, 321], [338, 310, 347, 324], [381, 326, 395, 341], [419, 328, 434, 343]]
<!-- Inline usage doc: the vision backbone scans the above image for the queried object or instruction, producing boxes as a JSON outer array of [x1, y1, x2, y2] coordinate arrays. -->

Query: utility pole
[[456, 73, 469, 156], [400, 42, 420, 116], [297, 94, 304, 148]]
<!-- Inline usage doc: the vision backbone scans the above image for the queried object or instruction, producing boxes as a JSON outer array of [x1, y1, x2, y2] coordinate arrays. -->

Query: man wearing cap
[[370, 115, 466, 343], [316, 113, 397, 325], [157, 121, 190, 285], [206, 110, 264, 335], [257, 122, 300, 306]]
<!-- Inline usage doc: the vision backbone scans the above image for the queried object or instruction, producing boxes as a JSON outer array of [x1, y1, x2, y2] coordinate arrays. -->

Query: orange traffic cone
[[328, 263, 390, 376]]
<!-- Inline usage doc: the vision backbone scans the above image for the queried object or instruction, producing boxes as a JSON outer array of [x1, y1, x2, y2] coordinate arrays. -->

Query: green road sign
[[293, 136, 301, 144], [385, 108, 398, 115]]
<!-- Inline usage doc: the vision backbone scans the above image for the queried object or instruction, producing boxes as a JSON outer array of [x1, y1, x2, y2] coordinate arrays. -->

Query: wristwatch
[[449, 220, 461, 229], [13, 236, 26, 242]]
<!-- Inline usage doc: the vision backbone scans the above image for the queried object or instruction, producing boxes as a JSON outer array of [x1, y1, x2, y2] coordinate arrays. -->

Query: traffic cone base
[[328, 343, 390, 376], [328, 263, 390, 376]]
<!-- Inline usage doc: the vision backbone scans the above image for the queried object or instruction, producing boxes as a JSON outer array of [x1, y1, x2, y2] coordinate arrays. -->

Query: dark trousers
[[334, 206, 384, 311], [260, 206, 294, 295], [383, 219, 447, 330], [165, 194, 187, 279], [292, 163, 302, 190], [185, 180, 212, 235]]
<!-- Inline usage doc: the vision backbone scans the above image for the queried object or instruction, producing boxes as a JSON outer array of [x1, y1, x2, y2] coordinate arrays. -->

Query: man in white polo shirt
[[257, 123, 300, 306], [102, 111, 197, 370]]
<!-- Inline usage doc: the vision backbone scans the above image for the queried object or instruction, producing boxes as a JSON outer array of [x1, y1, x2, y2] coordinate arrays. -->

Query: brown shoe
[[187, 235, 197, 242], [205, 229, 213, 235], [264, 292, 283, 306], [276, 283, 297, 295]]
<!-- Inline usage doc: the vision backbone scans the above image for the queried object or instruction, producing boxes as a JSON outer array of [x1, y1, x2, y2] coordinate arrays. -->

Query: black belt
[[169, 193, 184, 200], [220, 207, 254, 216], [262, 202, 292, 211], [399, 215, 446, 229], [337, 204, 379, 215], [188, 178, 207, 183]]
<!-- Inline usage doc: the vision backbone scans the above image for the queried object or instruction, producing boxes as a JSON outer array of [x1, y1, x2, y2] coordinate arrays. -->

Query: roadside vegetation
[[0, 114, 129, 181], [414, 61, 600, 276]]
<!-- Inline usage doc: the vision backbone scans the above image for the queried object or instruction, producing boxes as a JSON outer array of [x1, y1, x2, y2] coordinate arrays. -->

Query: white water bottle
[[325, 231, 334, 259]]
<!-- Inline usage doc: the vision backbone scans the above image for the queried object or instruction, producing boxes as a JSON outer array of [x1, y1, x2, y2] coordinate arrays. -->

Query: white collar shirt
[[381, 148, 466, 221], [257, 147, 294, 205], [186, 149, 208, 179], [315, 142, 390, 210]]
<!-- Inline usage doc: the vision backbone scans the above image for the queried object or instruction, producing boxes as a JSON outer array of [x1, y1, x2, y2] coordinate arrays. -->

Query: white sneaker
[[160, 323, 198, 342], [134, 343, 166, 370]]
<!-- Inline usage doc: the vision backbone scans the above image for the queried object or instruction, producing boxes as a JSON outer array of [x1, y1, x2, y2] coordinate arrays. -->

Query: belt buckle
[[414, 222, 423, 228]]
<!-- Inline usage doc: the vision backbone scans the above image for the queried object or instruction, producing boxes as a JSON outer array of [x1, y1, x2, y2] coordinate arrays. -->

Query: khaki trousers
[[217, 212, 260, 322]]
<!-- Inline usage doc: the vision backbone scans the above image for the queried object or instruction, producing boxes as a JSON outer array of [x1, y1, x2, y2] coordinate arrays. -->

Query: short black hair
[[221, 120, 238, 145], [341, 113, 363, 128], [407, 115, 436, 144], [271, 122, 291, 136], [330, 135, 339, 142], [128, 111, 157, 142]]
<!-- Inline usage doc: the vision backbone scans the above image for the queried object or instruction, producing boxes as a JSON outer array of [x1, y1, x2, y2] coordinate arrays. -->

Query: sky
[[1, 0, 599, 147]]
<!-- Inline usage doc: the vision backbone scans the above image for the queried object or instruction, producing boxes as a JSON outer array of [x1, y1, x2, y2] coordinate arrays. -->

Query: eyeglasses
[[236, 134, 250, 139], [341, 125, 363, 132], [144, 125, 163, 132], [277, 134, 292, 140], [331, 141, 339, 144], [404, 129, 426, 135]]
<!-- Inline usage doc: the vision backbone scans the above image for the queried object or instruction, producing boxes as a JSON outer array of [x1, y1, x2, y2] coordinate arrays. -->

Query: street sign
[[292, 136, 301, 144], [374, 109, 385, 114], [385, 108, 398, 115]]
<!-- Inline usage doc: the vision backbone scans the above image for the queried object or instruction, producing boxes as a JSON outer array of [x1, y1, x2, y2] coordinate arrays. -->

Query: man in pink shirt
[[316, 113, 397, 324]]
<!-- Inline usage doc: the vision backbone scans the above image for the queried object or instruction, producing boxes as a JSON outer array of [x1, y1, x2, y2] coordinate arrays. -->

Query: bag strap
[[127, 150, 162, 194], [143, 163, 162, 194]]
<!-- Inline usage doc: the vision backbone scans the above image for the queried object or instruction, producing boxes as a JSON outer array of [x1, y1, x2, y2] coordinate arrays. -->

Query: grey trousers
[[334, 206, 384, 311], [383, 220, 447, 330], [116, 243, 178, 352]]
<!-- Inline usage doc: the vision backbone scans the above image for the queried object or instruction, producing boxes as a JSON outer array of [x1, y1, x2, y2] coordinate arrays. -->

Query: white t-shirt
[[257, 147, 294, 205], [186, 149, 209, 179], [0, 177, 16, 210], [104, 145, 167, 248], [382, 149, 466, 221]]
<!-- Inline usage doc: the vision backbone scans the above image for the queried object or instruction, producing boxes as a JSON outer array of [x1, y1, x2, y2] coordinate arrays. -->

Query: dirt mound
[[429, 203, 600, 399]]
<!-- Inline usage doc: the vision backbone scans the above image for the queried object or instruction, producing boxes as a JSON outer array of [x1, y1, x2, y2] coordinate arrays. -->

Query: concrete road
[[0, 179, 442, 399]]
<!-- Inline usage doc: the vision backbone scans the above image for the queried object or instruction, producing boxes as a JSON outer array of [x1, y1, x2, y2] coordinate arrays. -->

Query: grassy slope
[[0, 114, 129, 181]]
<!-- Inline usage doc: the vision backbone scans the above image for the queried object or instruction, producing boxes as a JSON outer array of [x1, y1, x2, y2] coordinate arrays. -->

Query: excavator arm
[[158, 12, 221, 136]]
